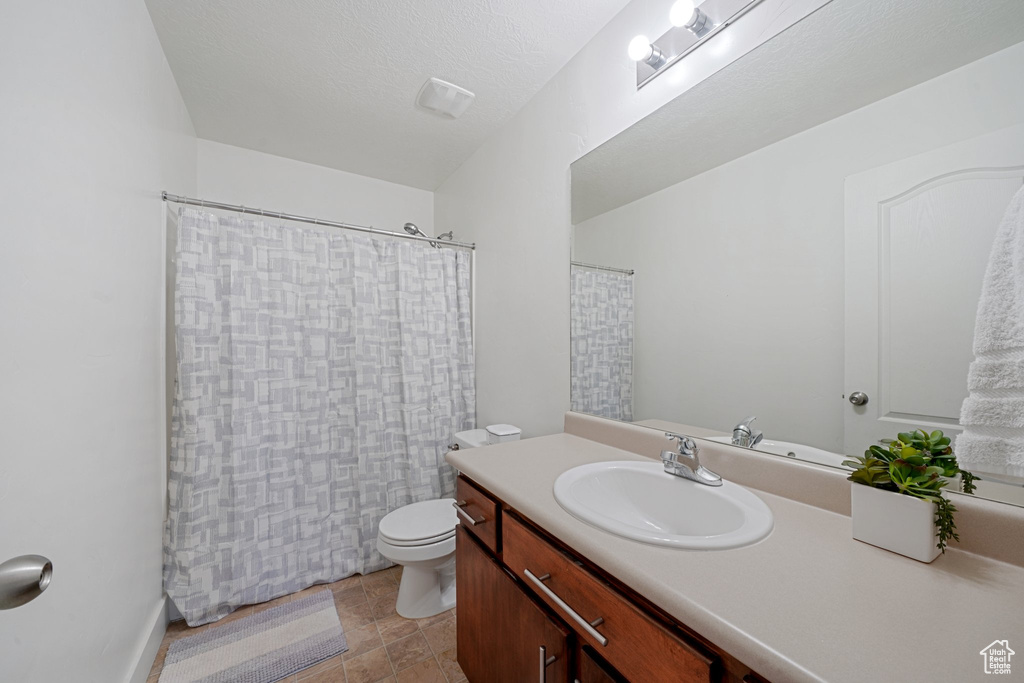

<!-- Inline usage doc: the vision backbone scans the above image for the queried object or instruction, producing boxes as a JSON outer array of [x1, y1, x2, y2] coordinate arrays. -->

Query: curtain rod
[[162, 191, 476, 250], [571, 260, 634, 275]]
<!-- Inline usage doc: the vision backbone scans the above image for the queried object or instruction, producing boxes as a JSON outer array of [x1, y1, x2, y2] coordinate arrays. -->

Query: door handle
[[0, 555, 52, 609], [452, 500, 483, 526], [538, 645, 556, 683], [848, 391, 869, 406], [525, 568, 608, 646]]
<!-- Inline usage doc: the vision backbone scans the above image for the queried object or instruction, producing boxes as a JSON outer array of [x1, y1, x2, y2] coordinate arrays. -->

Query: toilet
[[376, 424, 521, 618]]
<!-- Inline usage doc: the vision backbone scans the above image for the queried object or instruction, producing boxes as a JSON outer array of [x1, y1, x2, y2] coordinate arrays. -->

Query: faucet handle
[[662, 433, 721, 486], [665, 432, 698, 456], [735, 416, 758, 433]]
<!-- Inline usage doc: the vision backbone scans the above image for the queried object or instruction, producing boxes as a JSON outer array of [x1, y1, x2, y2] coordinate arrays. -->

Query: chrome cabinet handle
[[525, 568, 608, 646], [0, 555, 53, 610], [452, 500, 483, 526], [539, 645, 556, 683]]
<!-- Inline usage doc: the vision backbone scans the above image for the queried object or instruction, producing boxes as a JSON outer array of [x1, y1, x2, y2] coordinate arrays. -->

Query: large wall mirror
[[569, 0, 1024, 506]]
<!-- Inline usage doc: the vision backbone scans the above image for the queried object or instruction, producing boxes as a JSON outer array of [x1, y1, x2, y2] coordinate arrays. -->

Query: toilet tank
[[452, 424, 521, 450], [453, 429, 490, 450]]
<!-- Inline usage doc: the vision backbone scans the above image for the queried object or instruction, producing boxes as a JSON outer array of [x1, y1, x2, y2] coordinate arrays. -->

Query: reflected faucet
[[661, 433, 722, 486], [732, 416, 764, 449]]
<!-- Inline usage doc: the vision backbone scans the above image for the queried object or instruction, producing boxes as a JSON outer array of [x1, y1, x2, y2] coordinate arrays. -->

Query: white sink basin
[[707, 436, 847, 468], [553, 461, 773, 550]]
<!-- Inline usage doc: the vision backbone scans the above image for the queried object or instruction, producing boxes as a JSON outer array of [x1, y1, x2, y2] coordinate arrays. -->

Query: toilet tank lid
[[486, 424, 521, 437]]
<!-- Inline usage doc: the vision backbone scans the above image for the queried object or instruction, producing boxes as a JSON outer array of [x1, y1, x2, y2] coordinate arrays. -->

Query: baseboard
[[127, 597, 169, 683], [168, 598, 184, 622]]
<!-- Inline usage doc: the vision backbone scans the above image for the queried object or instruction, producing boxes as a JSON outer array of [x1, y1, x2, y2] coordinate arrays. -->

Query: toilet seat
[[378, 498, 457, 547], [379, 528, 454, 547]]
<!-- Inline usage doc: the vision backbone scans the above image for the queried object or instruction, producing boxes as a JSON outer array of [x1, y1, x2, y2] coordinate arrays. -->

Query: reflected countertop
[[632, 418, 729, 439], [447, 431, 1024, 683]]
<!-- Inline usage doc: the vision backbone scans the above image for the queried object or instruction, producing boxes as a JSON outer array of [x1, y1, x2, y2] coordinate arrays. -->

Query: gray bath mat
[[160, 589, 348, 683]]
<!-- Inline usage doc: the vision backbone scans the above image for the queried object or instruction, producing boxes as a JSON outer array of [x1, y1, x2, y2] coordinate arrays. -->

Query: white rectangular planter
[[850, 483, 940, 563]]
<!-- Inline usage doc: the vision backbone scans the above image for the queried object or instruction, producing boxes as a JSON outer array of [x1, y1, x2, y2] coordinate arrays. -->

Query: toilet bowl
[[376, 425, 521, 618], [376, 498, 458, 619]]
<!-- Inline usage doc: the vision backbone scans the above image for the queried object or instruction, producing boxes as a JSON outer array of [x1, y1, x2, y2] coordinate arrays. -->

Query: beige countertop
[[447, 432, 1024, 683]]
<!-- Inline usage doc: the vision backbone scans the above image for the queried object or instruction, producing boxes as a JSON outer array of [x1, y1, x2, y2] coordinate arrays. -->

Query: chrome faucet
[[732, 416, 764, 449], [661, 433, 722, 486]]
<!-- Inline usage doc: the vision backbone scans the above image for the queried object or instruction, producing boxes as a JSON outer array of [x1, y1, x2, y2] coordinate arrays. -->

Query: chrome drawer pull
[[539, 645, 556, 683], [452, 500, 483, 526], [525, 568, 609, 646]]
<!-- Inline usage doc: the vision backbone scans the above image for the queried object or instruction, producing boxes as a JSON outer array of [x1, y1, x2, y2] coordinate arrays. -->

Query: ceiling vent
[[415, 78, 475, 119]]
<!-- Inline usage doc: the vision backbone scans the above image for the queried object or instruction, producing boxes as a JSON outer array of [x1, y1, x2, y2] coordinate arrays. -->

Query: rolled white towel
[[968, 357, 1024, 392], [961, 396, 1024, 430], [955, 433, 1024, 481]]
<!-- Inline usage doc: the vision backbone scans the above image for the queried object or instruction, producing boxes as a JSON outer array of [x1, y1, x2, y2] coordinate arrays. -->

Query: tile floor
[[147, 566, 465, 683]]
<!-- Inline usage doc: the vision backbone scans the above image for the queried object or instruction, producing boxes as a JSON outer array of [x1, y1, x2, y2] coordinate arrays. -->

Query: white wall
[[197, 140, 435, 234], [573, 43, 1024, 453], [0, 1, 196, 681], [434, 0, 833, 437]]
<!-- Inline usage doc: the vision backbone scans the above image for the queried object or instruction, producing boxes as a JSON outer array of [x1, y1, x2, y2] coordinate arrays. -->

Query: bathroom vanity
[[447, 414, 1024, 683], [454, 475, 759, 682]]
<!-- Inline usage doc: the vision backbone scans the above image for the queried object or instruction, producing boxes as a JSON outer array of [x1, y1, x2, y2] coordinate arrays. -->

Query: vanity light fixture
[[629, 0, 767, 89], [670, 0, 713, 37], [627, 35, 667, 68]]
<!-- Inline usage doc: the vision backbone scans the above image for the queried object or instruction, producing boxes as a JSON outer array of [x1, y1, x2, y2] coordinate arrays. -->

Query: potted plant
[[842, 429, 975, 563]]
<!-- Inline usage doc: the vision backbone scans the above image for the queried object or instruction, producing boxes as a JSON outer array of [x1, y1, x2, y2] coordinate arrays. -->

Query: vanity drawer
[[454, 476, 500, 553], [503, 514, 715, 683]]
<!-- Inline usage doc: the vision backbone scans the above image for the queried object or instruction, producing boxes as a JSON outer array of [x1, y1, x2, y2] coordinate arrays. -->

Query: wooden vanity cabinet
[[453, 474, 767, 683], [455, 526, 570, 683]]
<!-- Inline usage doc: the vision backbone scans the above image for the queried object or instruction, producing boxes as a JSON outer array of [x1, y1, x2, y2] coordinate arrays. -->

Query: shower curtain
[[570, 266, 634, 421], [165, 207, 475, 625]]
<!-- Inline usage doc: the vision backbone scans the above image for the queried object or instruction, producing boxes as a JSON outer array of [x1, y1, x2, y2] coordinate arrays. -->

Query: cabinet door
[[456, 526, 570, 683], [578, 646, 626, 683]]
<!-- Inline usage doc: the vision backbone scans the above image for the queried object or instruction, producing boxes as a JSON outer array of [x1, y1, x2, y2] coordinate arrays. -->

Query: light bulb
[[628, 35, 653, 62], [670, 0, 697, 27]]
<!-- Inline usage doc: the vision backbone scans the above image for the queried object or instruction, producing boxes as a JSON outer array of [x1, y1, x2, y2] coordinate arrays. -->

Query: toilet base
[[395, 555, 456, 619]]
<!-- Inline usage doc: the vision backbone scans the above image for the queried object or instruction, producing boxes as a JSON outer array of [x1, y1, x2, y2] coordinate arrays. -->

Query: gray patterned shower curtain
[[165, 207, 475, 625], [570, 266, 634, 421]]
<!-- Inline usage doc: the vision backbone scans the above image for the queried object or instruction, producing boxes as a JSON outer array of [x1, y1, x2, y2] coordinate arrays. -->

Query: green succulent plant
[[842, 429, 974, 553]]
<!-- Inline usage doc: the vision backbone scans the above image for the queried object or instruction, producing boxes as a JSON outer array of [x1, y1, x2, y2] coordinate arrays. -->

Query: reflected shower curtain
[[165, 207, 474, 625], [570, 266, 634, 421]]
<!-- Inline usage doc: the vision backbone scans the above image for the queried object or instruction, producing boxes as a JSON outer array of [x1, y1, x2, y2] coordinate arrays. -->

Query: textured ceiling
[[146, 0, 632, 190], [572, 0, 1024, 222]]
